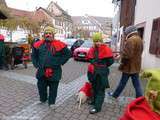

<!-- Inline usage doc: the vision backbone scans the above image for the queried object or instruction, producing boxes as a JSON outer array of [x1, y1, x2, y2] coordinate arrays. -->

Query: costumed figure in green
[[0, 34, 9, 70], [31, 26, 71, 108], [87, 32, 114, 114]]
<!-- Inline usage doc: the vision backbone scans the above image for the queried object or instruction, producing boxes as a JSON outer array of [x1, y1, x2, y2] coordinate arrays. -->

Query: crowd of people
[[31, 25, 145, 115], [1, 25, 159, 118]]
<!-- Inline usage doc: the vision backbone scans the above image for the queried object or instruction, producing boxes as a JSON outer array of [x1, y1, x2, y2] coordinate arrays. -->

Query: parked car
[[16, 38, 27, 44], [70, 39, 84, 55], [103, 38, 112, 47], [62, 38, 77, 49], [73, 40, 93, 61], [62, 38, 84, 56]]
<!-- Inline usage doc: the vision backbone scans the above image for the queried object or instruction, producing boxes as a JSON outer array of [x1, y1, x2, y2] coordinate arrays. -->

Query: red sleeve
[[98, 44, 113, 59], [87, 47, 95, 59]]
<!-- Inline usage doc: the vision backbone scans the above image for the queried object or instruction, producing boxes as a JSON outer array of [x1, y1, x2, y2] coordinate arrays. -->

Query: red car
[[73, 40, 93, 61]]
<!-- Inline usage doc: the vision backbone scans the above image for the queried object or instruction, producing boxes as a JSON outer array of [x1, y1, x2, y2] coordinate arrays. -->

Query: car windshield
[[80, 40, 93, 48], [73, 40, 84, 46], [63, 39, 77, 46]]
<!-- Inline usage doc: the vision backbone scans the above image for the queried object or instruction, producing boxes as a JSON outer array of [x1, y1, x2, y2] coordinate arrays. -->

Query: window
[[82, 20, 90, 25], [149, 18, 160, 57]]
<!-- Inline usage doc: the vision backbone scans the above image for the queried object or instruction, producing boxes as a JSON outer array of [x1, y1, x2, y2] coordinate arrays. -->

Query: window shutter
[[149, 19, 159, 54], [156, 20, 160, 57], [120, 0, 136, 27]]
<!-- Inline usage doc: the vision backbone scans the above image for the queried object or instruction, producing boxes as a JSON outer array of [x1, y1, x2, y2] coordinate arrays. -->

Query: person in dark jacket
[[110, 25, 143, 99], [31, 26, 71, 108], [87, 32, 114, 114], [0, 34, 9, 70]]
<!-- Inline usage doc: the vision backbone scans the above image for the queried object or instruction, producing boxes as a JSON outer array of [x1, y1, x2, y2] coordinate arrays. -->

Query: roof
[[37, 7, 55, 17], [9, 7, 53, 23], [72, 15, 112, 34], [47, 1, 71, 17], [72, 16, 112, 26], [9, 7, 33, 19], [89, 16, 112, 25], [54, 2, 69, 16]]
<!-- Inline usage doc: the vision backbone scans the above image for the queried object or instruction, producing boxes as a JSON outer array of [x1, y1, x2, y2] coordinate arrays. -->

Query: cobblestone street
[[0, 59, 147, 120], [1, 0, 159, 119]]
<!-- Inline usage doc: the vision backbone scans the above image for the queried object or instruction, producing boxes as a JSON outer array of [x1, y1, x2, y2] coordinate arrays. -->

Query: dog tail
[[78, 98, 82, 109]]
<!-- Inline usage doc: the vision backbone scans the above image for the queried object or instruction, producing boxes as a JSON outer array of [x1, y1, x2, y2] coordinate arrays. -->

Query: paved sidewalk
[[0, 76, 38, 119], [0, 74, 126, 120], [0, 62, 147, 120]]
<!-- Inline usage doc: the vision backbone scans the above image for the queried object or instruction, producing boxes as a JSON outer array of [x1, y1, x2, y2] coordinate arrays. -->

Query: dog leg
[[78, 98, 82, 109], [76, 93, 80, 103]]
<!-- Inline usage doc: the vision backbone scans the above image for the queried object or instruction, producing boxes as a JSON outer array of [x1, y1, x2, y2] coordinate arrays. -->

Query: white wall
[[112, 9, 120, 34], [134, 0, 160, 69]]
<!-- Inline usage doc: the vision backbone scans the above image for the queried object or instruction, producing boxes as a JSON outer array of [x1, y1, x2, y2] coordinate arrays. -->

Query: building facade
[[72, 15, 112, 39], [0, 0, 73, 41], [134, 0, 160, 68], [113, 0, 160, 69], [47, 1, 73, 39]]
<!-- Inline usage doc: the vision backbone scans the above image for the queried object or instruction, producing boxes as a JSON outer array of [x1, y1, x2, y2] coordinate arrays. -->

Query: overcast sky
[[5, 0, 114, 17]]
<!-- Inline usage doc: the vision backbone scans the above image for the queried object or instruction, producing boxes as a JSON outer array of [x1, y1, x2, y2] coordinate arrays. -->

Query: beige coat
[[119, 34, 143, 74]]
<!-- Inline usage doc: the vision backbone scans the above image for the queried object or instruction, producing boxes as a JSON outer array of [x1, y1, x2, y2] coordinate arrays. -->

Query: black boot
[[89, 107, 98, 114]]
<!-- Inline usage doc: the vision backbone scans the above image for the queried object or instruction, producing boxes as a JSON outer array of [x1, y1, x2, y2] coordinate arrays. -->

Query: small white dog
[[77, 91, 88, 109], [77, 82, 92, 109]]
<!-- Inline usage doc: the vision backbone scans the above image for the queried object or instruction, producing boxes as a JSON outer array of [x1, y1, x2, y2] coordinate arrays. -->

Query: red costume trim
[[88, 44, 113, 59], [0, 34, 4, 41], [87, 47, 94, 59], [51, 40, 66, 51], [45, 68, 54, 78], [33, 40, 44, 49], [79, 82, 92, 97], [33, 39, 66, 51], [120, 96, 160, 120], [88, 64, 94, 74]]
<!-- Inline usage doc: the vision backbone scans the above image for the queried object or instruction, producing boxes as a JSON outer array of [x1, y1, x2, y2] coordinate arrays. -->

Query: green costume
[[88, 32, 114, 113], [32, 39, 71, 105], [141, 69, 160, 114], [0, 41, 5, 68]]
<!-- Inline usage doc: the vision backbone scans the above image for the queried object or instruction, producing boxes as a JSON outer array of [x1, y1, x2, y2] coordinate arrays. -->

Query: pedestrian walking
[[120, 69, 160, 120], [110, 25, 143, 99], [87, 32, 114, 114], [31, 26, 71, 108]]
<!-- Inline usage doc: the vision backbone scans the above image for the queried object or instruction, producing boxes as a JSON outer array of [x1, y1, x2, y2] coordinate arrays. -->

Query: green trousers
[[37, 77, 59, 105], [90, 74, 106, 112]]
